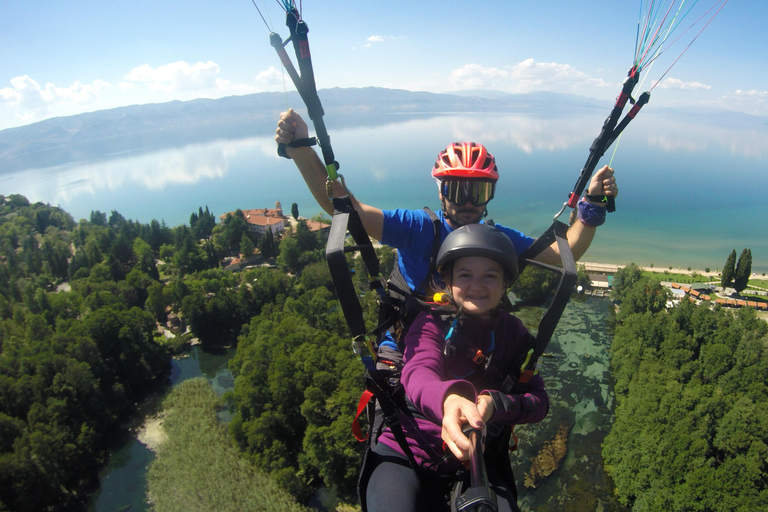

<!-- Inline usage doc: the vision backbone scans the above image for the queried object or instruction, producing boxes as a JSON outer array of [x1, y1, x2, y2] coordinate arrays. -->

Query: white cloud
[[0, 75, 112, 125], [124, 60, 221, 91], [734, 89, 768, 99], [56, 79, 112, 105], [361, 34, 404, 48], [0, 60, 264, 129], [253, 66, 291, 91], [449, 58, 610, 94], [655, 77, 712, 91]]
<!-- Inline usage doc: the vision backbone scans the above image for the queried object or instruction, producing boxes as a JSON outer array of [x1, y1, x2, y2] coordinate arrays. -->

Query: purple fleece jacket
[[377, 310, 550, 473]]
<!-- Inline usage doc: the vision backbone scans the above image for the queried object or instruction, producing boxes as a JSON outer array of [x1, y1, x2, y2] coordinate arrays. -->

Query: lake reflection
[[3, 110, 767, 272]]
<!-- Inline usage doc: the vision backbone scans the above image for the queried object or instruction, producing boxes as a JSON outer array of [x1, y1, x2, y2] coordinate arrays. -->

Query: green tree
[[229, 286, 361, 502], [721, 249, 736, 289], [90, 210, 107, 226], [240, 233, 255, 258], [276, 237, 301, 274], [612, 263, 645, 303], [733, 248, 752, 293], [258, 228, 277, 259], [190, 205, 216, 240], [512, 265, 559, 304], [294, 219, 320, 253], [41, 227, 72, 279], [604, 285, 768, 512], [133, 237, 160, 280], [217, 210, 248, 253], [291, 202, 299, 220], [145, 280, 168, 322]]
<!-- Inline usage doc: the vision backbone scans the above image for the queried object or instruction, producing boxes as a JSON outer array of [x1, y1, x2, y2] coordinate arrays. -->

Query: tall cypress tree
[[721, 249, 736, 289], [734, 248, 752, 293]]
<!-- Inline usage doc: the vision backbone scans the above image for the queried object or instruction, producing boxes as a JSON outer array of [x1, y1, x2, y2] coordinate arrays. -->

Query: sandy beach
[[580, 262, 719, 278]]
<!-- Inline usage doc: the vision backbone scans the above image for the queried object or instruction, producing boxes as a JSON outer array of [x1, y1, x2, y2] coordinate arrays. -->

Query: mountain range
[[0, 87, 764, 173]]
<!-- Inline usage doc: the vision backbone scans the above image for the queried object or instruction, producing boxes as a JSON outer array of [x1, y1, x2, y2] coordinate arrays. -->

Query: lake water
[[2, 109, 767, 273], [6, 107, 763, 509]]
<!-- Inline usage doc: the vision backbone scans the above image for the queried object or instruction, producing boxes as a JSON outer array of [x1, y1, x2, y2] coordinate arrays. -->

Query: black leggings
[[364, 443, 520, 512]]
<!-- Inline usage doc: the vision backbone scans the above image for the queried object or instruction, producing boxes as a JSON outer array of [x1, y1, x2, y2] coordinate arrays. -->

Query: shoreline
[[580, 261, 768, 282], [579, 261, 717, 278]]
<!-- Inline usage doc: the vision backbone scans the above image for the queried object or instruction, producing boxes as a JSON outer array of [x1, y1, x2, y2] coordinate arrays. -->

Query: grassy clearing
[[147, 378, 309, 512]]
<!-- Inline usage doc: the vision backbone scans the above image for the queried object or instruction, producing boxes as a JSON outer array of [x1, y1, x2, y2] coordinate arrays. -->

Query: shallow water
[[514, 295, 629, 512]]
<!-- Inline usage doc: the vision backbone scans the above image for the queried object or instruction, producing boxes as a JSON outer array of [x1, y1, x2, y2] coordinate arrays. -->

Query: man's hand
[[586, 165, 618, 204], [275, 108, 310, 158]]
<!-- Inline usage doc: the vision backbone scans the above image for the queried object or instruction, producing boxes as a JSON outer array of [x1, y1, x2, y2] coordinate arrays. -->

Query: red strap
[[510, 425, 519, 452], [518, 367, 535, 384], [352, 389, 375, 442]]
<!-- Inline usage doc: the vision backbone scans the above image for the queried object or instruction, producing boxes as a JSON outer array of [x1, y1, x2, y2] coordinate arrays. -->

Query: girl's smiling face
[[449, 256, 506, 317]]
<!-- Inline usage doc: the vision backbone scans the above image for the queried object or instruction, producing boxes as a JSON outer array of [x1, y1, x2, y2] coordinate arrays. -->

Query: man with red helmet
[[275, 108, 617, 297]]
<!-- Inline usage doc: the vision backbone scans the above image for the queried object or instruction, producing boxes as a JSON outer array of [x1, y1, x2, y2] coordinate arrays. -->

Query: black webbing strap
[[365, 370, 424, 474], [513, 220, 578, 381], [566, 67, 650, 213], [270, 8, 338, 175], [326, 196, 392, 366]]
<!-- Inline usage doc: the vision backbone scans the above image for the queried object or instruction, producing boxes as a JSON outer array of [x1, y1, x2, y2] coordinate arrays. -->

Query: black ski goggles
[[440, 179, 496, 207]]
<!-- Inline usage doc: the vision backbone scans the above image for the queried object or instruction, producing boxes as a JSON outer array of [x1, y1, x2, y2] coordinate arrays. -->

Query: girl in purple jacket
[[363, 223, 550, 512]]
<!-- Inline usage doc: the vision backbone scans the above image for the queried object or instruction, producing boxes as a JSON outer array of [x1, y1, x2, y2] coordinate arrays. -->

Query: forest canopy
[[4, 193, 767, 512], [603, 265, 768, 511]]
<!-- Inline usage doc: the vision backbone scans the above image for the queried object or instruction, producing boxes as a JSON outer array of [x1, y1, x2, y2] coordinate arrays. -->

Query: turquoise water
[[3, 110, 767, 273], [515, 296, 628, 511]]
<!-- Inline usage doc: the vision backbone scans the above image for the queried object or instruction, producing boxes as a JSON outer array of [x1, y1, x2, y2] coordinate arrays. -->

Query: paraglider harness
[[256, 0, 733, 508], [262, 4, 668, 511]]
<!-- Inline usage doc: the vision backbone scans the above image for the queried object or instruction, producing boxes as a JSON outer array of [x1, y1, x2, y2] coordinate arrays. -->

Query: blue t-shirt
[[381, 208, 534, 295]]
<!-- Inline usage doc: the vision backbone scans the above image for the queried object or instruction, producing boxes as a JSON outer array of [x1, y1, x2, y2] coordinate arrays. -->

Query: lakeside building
[[220, 201, 331, 272], [220, 202, 287, 239], [219, 201, 330, 239], [581, 267, 768, 313]]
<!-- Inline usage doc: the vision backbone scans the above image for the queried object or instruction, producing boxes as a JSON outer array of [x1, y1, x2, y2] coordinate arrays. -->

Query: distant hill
[[0, 88, 605, 173], [1, 87, 764, 173]]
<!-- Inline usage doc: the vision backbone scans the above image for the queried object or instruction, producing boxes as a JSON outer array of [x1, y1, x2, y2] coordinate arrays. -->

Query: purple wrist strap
[[578, 199, 606, 227]]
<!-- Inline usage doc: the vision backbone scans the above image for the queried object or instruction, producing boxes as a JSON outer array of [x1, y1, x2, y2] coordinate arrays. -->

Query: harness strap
[[326, 196, 391, 366], [365, 370, 424, 475], [270, 9, 339, 176], [513, 220, 578, 383], [353, 389, 375, 442]]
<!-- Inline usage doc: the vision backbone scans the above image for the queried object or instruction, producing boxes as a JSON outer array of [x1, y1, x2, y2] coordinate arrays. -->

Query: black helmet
[[436, 223, 519, 282]]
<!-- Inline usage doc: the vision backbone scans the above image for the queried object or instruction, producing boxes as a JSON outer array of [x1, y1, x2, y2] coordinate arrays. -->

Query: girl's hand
[[441, 394, 485, 461]]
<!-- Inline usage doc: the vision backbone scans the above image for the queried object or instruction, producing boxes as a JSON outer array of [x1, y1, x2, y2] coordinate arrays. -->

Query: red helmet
[[431, 142, 499, 181]]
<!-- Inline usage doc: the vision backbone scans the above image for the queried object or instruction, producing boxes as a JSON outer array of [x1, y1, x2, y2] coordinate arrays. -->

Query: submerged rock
[[524, 424, 570, 488]]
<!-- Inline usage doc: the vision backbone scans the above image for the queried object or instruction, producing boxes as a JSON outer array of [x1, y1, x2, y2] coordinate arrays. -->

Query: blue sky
[[0, 0, 765, 131]]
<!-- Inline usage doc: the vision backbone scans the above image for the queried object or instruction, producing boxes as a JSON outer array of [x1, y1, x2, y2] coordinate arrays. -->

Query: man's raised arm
[[535, 165, 618, 265], [275, 109, 385, 240]]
